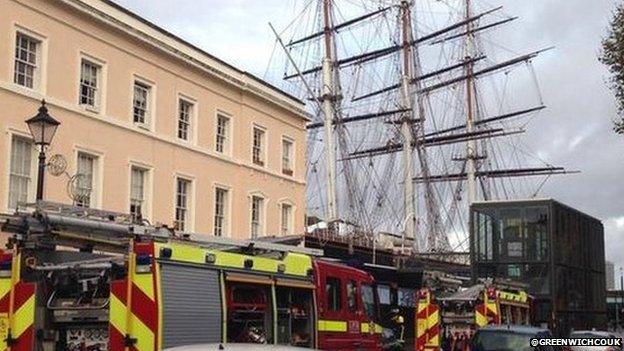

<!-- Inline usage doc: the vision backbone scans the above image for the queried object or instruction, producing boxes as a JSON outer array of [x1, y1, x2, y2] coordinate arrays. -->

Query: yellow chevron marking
[[133, 270, 155, 301], [13, 295, 34, 338], [475, 311, 488, 327], [426, 334, 440, 346], [426, 309, 439, 328], [0, 279, 11, 302], [110, 294, 127, 335], [131, 312, 155, 351], [487, 302, 499, 316]]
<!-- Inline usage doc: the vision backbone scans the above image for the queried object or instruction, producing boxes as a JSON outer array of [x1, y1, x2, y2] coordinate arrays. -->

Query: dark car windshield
[[472, 331, 534, 351]]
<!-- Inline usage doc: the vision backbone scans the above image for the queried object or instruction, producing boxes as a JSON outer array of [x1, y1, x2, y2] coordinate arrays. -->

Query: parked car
[[569, 330, 623, 351], [470, 325, 561, 351], [164, 344, 314, 351]]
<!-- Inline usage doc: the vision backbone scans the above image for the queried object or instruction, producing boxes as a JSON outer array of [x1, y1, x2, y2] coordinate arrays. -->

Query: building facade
[[0, 0, 308, 239], [471, 199, 606, 335], [607, 261, 615, 290]]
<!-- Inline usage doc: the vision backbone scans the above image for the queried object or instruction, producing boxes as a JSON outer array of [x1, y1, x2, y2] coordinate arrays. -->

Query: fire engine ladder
[[1, 201, 324, 257]]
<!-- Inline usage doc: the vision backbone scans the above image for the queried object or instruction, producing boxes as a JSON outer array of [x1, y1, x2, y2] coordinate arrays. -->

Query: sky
[[112, 0, 624, 280]]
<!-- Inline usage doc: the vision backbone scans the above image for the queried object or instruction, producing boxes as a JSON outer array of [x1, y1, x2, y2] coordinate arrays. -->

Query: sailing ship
[[269, 0, 572, 259]]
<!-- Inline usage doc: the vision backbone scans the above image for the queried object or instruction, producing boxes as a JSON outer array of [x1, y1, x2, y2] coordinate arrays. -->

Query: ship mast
[[399, 1, 417, 253], [321, 0, 338, 222], [464, 0, 478, 205]]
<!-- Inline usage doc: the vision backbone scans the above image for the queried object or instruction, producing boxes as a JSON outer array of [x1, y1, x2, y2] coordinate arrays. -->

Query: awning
[[275, 278, 315, 289], [226, 273, 273, 285]]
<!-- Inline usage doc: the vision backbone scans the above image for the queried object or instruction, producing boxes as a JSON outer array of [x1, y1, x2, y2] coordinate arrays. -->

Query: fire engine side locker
[[159, 262, 222, 349]]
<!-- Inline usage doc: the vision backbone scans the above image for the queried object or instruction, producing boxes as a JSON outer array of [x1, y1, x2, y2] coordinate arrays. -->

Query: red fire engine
[[0, 202, 383, 351]]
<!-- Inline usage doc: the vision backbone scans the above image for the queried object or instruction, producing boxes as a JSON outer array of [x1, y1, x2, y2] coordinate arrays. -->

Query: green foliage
[[600, 3, 624, 134]]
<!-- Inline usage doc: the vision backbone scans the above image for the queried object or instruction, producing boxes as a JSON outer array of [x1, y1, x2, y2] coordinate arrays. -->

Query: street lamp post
[[25, 100, 60, 201]]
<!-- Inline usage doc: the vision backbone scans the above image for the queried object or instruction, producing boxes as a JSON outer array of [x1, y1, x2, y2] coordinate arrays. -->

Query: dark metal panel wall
[[160, 263, 222, 348]]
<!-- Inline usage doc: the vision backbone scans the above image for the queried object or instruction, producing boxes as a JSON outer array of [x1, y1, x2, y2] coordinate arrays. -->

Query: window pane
[[216, 115, 229, 153], [326, 277, 342, 312], [178, 99, 192, 140], [8, 137, 32, 209], [130, 167, 146, 219], [252, 127, 264, 165], [76, 153, 95, 208], [281, 204, 291, 235], [133, 82, 150, 124], [175, 178, 190, 231], [282, 139, 292, 173], [347, 280, 357, 311], [214, 188, 228, 236], [251, 196, 263, 238], [79, 60, 99, 107], [14, 34, 38, 89], [362, 284, 377, 318]]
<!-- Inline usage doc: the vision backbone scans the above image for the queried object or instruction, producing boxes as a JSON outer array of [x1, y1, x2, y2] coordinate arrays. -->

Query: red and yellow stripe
[[109, 242, 160, 351], [475, 289, 501, 327], [415, 289, 440, 351], [0, 250, 35, 351]]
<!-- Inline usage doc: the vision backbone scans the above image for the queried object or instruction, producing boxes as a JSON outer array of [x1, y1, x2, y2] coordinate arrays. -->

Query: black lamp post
[[25, 100, 60, 201]]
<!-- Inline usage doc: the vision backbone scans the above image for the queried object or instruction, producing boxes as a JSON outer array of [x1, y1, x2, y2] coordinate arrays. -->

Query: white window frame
[[132, 76, 155, 130], [74, 149, 103, 209], [213, 184, 231, 237], [176, 94, 197, 143], [215, 111, 232, 155], [249, 192, 267, 238], [252, 125, 266, 167], [173, 175, 194, 232], [281, 136, 294, 176], [128, 163, 152, 221], [279, 201, 294, 236], [5, 132, 37, 211], [12, 26, 47, 93], [78, 53, 106, 113]]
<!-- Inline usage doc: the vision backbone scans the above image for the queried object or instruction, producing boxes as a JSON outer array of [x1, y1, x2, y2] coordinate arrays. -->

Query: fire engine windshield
[[361, 284, 377, 319]]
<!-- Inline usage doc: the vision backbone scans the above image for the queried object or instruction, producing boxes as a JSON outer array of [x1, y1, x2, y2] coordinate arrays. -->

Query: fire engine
[[0, 202, 383, 351], [415, 274, 532, 351]]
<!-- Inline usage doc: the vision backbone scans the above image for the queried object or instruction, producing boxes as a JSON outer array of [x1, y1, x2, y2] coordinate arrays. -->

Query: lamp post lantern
[[25, 100, 60, 201]]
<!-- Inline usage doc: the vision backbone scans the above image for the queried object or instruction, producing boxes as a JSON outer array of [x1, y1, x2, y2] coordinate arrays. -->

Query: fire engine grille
[[160, 263, 222, 348]]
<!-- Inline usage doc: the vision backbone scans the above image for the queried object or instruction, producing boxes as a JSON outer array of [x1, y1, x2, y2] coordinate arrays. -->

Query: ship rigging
[[268, 0, 576, 260]]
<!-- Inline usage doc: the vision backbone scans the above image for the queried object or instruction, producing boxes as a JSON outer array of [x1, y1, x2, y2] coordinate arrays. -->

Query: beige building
[[0, 0, 308, 239]]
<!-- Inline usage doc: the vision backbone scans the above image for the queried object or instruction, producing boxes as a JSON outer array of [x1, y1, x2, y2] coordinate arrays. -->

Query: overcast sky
[[113, 0, 624, 279]]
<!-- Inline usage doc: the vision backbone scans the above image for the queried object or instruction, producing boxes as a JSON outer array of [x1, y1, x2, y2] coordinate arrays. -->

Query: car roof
[[477, 325, 550, 334], [571, 330, 616, 337], [164, 344, 313, 351]]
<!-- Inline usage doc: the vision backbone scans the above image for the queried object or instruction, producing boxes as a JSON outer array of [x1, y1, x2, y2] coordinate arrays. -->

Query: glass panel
[[14, 34, 38, 88], [326, 277, 341, 312], [214, 188, 227, 236], [216, 115, 229, 153], [76, 153, 95, 208], [347, 280, 357, 311], [8, 137, 32, 209], [362, 284, 377, 319], [133, 82, 149, 124]]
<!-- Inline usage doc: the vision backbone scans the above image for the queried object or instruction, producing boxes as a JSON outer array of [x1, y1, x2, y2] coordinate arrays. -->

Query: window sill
[[253, 160, 265, 167], [134, 123, 152, 131], [282, 169, 294, 176], [80, 104, 100, 114]]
